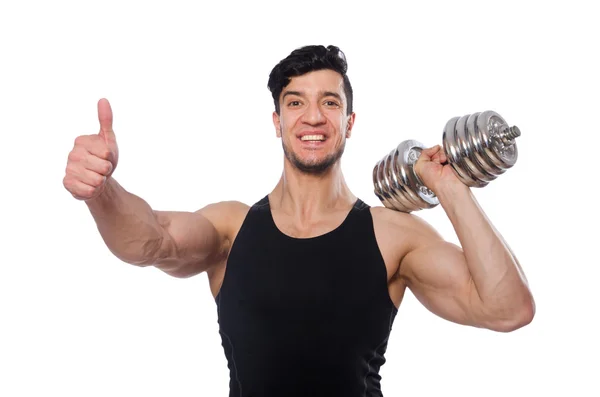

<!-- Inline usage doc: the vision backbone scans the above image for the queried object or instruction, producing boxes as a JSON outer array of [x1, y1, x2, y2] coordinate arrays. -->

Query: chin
[[296, 159, 335, 174], [283, 143, 345, 175]]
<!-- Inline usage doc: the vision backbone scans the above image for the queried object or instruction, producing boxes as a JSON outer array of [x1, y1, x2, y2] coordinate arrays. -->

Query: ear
[[272, 111, 282, 138], [345, 112, 356, 139]]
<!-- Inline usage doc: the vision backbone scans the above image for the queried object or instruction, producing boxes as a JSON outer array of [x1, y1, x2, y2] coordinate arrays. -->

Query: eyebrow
[[282, 90, 343, 101]]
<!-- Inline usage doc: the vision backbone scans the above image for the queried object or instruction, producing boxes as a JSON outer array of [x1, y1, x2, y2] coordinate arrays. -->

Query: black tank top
[[216, 195, 398, 397]]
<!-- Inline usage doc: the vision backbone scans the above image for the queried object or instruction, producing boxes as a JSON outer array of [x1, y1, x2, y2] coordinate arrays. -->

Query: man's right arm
[[65, 98, 236, 278], [85, 177, 236, 278]]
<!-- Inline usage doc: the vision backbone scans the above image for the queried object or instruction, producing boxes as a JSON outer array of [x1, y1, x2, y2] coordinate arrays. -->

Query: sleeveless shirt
[[215, 195, 398, 397]]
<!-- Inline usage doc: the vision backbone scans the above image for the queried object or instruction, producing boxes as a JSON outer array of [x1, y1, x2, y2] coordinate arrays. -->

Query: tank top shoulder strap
[[232, 195, 273, 240], [342, 197, 378, 241], [251, 195, 270, 210], [352, 198, 370, 211]]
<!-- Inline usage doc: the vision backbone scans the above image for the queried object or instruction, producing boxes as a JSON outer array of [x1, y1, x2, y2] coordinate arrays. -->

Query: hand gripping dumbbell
[[372, 110, 521, 213]]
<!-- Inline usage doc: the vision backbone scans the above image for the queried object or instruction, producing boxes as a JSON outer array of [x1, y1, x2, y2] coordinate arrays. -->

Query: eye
[[324, 100, 340, 107], [288, 100, 301, 107]]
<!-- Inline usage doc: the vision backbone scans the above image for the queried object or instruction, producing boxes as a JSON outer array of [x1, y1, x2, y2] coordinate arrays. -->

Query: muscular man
[[63, 45, 535, 396]]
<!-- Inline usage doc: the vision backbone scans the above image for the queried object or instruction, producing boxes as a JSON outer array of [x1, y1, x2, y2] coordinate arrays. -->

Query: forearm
[[437, 184, 534, 317], [85, 177, 164, 266]]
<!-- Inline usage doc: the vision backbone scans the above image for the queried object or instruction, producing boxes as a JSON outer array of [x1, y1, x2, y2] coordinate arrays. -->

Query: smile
[[300, 134, 326, 141]]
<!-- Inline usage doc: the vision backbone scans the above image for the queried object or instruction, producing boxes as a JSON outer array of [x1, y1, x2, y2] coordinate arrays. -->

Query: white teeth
[[300, 135, 325, 141]]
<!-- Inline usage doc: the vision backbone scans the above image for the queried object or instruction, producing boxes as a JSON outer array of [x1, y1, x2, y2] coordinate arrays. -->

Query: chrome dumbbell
[[373, 110, 521, 213]]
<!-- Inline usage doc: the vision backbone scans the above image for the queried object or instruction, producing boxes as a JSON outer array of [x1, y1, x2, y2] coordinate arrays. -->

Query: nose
[[302, 102, 326, 125]]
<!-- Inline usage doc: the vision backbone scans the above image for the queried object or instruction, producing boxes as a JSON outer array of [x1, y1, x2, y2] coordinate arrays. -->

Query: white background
[[1, 0, 598, 396]]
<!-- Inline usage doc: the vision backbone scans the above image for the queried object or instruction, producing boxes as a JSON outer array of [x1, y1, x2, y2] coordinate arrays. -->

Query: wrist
[[434, 181, 471, 209]]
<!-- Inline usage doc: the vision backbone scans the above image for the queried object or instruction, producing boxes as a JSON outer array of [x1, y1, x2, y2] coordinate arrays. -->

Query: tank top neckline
[[260, 194, 365, 242]]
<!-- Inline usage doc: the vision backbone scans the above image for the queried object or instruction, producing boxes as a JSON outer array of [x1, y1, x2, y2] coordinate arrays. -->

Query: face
[[272, 69, 355, 175]]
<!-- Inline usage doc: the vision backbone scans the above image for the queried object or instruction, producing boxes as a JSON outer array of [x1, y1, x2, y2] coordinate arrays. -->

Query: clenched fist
[[63, 98, 119, 201]]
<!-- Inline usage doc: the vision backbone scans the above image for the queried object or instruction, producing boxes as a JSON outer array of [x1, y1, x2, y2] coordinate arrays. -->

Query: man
[[63, 45, 535, 396]]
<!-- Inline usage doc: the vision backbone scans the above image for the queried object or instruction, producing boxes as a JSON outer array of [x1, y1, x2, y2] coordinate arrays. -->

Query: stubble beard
[[282, 139, 346, 176]]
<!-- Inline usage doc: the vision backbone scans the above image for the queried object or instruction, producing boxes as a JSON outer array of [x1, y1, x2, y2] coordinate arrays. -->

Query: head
[[268, 45, 355, 175]]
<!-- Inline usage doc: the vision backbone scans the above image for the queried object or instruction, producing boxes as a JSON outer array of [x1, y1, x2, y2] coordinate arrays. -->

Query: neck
[[269, 158, 356, 218]]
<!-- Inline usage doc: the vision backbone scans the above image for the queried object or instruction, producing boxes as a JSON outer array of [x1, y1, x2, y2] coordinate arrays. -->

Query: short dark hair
[[267, 45, 353, 116]]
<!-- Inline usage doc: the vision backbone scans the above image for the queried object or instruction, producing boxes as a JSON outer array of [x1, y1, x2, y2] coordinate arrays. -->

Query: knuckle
[[87, 185, 97, 196], [65, 162, 77, 175], [79, 184, 94, 197], [101, 161, 113, 175], [74, 135, 88, 146], [99, 147, 111, 160], [94, 175, 106, 187], [89, 172, 105, 187], [67, 150, 80, 163]]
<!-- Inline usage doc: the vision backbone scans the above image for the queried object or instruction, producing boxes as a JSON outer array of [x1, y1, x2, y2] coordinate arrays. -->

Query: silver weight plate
[[443, 116, 480, 187], [383, 149, 416, 212], [401, 140, 439, 208], [388, 147, 422, 212], [374, 155, 403, 211], [468, 112, 505, 179], [478, 110, 518, 169], [455, 114, 487, 187]]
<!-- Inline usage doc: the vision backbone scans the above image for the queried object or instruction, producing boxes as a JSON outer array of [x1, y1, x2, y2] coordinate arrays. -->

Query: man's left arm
[[399, 146, 535, 332]]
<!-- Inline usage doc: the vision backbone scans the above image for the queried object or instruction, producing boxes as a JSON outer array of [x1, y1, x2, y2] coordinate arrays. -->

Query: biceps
[[401, 242, 484, 327], [153, 210, 223, 270]]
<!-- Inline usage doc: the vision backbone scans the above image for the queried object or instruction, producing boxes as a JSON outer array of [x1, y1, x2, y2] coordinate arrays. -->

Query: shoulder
[[196, 200, 250, 217], [369, 205, 449, 280], [196, 200, 251, 242], [370, 204, 445, 247]]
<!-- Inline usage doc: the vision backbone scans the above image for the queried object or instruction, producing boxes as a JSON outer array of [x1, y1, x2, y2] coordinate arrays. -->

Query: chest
[[220, 229, 394, 323], [261, 244, 372, 298]]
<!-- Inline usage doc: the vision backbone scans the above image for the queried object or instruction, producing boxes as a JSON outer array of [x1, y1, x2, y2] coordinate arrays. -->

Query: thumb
[[420, 145, 442, 159], [97, 98, 116, 143]]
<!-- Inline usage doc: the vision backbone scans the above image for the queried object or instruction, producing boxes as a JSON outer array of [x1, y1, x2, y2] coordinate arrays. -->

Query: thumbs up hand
[[63, 98, 120, 201]]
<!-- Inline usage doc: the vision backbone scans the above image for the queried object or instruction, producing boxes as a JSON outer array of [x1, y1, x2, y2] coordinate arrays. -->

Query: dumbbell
[[372, 110, 521, 213]]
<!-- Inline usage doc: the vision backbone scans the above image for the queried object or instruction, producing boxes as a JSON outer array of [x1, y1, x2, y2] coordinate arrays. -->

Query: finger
[[77, 134, 115, 162], [66, 179, 98, 200], [97, 98, 115, 143], [439, 149, 448, 164], [83, 153, 113, 176], [430, 146, 445, 162], [420, 145, 439, 159], [85, 138, 114, 162], [433, 145, 446, 160], [67, 162, 106, 187]]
